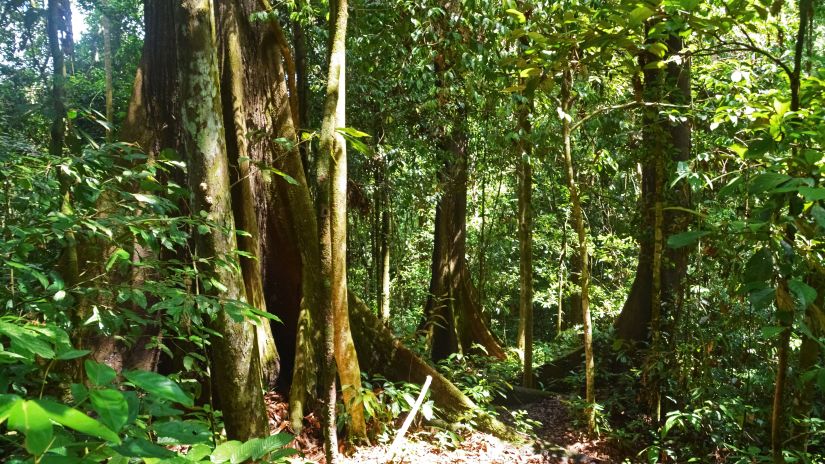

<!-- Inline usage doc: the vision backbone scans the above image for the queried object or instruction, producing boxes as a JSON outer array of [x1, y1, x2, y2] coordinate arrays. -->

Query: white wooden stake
[[386, 375, 433, 462]]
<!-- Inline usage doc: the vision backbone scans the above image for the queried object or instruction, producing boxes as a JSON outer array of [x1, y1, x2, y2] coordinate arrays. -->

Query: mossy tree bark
[[316, 0, 367, 445], [175, 0, 267, 441], [123, 0, 325, 431], [218, 0, 280, 389]]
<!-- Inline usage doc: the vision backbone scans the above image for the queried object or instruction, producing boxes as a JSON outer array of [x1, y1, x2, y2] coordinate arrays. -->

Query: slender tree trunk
[[378, 151, 391, 322], [556, 216, 568, 335], [772, 2, 811, 459], [772, 281, 794, 463], [175, 0, 266, 441], [61, 0, 75, 75], [790, 278, 824, 452], [47, 0, 80, 333], [316, 0, 366, 447], [102, 11, 113, 142], [515, 87, 534, 388], [561, 67, 594, 434]]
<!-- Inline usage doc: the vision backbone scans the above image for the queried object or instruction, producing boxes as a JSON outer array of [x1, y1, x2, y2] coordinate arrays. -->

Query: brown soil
[[265, 392, 631, 463]]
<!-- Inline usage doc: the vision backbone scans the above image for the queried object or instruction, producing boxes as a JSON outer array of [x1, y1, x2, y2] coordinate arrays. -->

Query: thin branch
[[710, 32, 793, 78], [570, 101, 688, 132]]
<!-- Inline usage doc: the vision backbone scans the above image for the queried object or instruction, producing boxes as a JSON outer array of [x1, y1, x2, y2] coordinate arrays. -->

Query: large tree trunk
[[175, 0, 266, 440], [219, 0, 280, 389], [122, 0, 316, 435], [614, 31, 692, 344], [218, 1, 323, 435], [422, 124, 506, 362]]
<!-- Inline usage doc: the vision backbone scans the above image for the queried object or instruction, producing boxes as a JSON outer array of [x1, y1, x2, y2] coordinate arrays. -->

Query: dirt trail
[[266, 392, 629, 463]]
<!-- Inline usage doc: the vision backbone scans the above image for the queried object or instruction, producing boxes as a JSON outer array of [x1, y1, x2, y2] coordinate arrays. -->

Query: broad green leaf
[[667, 230, 710, 248], [153, 420, 211, 445], [251, 433, 293, 459], [132, 193, 159, 204], [749, 287, 775, 310], [678, 0, 700, 10], [743, 248, 773, 284], [812, 205, 825, 229], [37, 399, 121, 444], [748, 172, 791, 194], [505, 8, 526, 23], [662, 413, 680, 437], [112, 437, 176, 458], [264, 167, 299, 186], [85, 360, 117, 386], [56, 349, 91, 361], [105, 248, 131, 271], [0, 394, 22, 425], [336, 127, 371, 138], [90, 389, 129, 431], [647, 42, 668, 58], [71, 383, 89, 404], [629, 5, 655, 24], [269, 448, 300, 460], [123, 370, 194, 407], [788, 279, 817, 310], [799, 187, 825, 201], [211, 440, 242, 464], [0, 321, 55, 359], [773, 98, 790, 116], [9, 400, 54, 455], [187, 443, 212, 461], [761, 326, 785, 339]]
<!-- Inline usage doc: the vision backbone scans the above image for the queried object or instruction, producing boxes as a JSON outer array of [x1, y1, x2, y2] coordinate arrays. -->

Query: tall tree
[[614, 18, 692, 345], [771, 1, 813, 459], [175, 0, 266, 440], [219, 0, 280, 389], [101, 4, 113, 142], [47, 0, 81, 339], [316, 0, 367, 444], [560, 63, 595, 434], [515, 80, 534, 388], [421, 2, 506, 362]]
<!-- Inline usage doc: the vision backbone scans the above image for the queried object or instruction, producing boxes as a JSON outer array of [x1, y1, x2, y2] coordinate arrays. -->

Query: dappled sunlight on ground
[[266, 391, 626, 463]]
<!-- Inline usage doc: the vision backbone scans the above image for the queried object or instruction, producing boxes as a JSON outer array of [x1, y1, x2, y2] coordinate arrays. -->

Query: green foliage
[[0, 109, 294, 461], [437, 352, 516, 413], [353, 373, 438, 443]]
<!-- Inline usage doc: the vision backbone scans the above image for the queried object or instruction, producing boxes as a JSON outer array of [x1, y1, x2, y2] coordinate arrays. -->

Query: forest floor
[[265, 392, 630, 463]]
